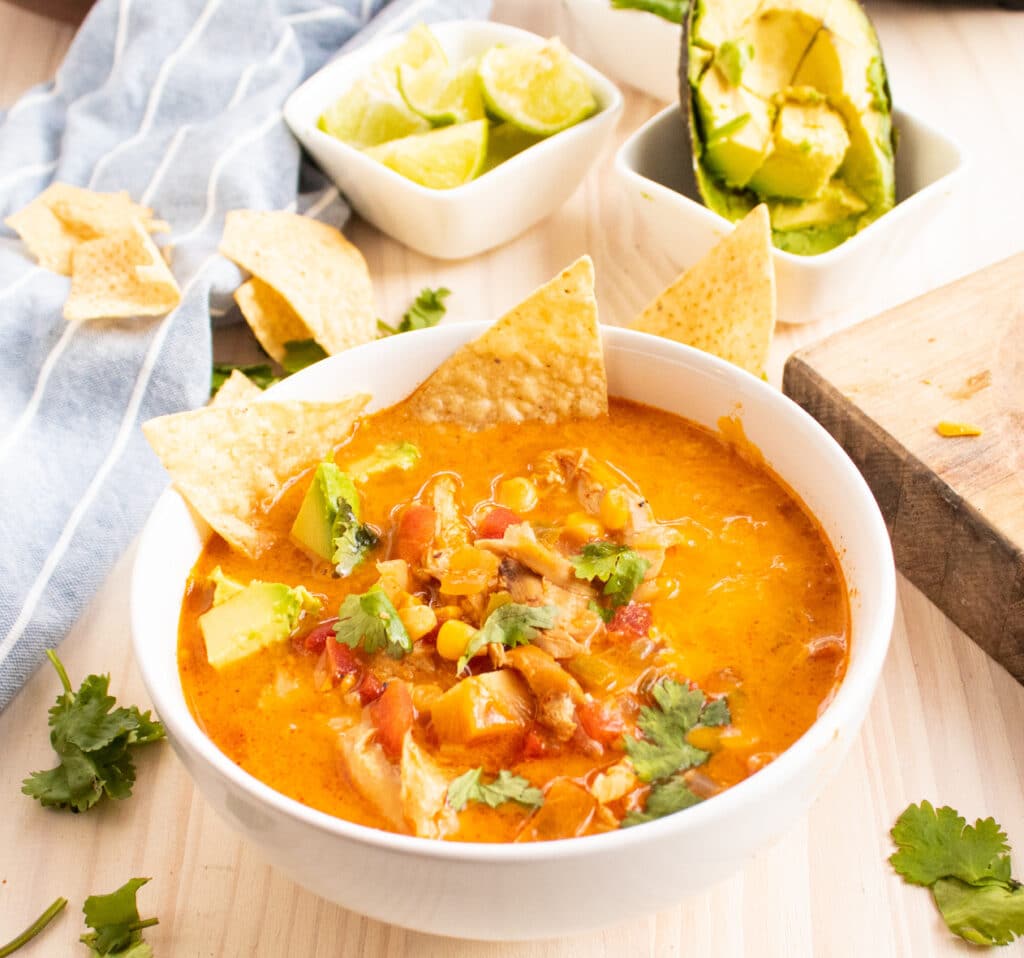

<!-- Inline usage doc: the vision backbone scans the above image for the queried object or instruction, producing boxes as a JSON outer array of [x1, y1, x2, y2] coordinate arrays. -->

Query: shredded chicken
[[536, 692, 577, 742], [400, 733, 458, 839], [503, 645, 584, 705], [333, 717, 405, 832], [589, 759, 638, 804], [421, 475, 471, 581], [476, 522, 577, 588]]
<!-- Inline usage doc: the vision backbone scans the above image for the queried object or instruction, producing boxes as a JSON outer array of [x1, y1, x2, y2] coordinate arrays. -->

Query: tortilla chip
[[234, 277, 312, 364], [44, 182, 168, 238], [143, 395, 370, 558], [631, 205, 776, 376], [211, 369, 264, 407], [220, 210, 376, 355], [406, 256, 607, 429], [64, 221, 181, 321], [4, 199, 79, 274]]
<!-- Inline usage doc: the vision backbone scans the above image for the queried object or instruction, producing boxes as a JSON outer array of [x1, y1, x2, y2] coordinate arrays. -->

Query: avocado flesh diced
[[747, 98, 850, 200], [199, 582, 315, 669], [696, 66, 775, 188], [685, 0, 895, 255], [290, 461, 361, 564]]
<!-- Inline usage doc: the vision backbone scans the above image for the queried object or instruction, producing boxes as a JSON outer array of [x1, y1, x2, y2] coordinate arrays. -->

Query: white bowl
[[615, 103, 966, 325], [283, 21, 623, 260], [131, 325, 895, 940], [562, 0, 681, 102]]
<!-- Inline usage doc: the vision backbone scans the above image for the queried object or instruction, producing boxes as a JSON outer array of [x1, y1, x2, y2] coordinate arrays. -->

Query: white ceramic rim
[[131, 324, 895, 865], [614, 103, 968, 270], [282, 19, 624, 202]]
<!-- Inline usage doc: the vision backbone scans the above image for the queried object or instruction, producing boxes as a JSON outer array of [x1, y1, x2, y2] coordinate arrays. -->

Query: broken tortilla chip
[[4, 200, 78, 274], [234, 277, 313, 364], [143, 395, 370, 558], [210, 369, 264, 407], [64, 221, 181, 321], [406, 255, 607, 429], [220, 210, 376, 356], [631, 205, 775, 377]]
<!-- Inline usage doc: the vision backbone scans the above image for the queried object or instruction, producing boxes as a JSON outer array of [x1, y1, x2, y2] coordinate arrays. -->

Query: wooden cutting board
[[783, 252, 1024, 683]]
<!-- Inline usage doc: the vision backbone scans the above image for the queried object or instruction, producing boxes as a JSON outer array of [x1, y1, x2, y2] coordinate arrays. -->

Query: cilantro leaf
[[610, 0, 686, 24], [80, 878, 158, 956], [621, 776, 702, 827], [623, 679, 731, 783], [588, 599, 614, 624], [571, 541, 649, 608], [210, 363, 278, 397], [281, 338, 328, 374], [378, 287, 451, 336], [446, 768, 544, 812], [334, 589, 411, 659], [22, 652, 165, 813], [457, 603, 556, 674], [931, 876, 1024, 947], [330, 497, 379, 577], [890, 801, 1012, 887], [0, 896, 67, 957]]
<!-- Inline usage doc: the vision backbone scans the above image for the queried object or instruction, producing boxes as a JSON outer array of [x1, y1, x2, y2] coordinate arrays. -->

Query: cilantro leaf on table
[[377, 287, 451, 336], [447, 768, 544, 812], [0, 897, 67, 958], [621, 776, 702, 827], [571, 541, 649, 608], [81, 878, 158, 957], [610, 0, 686, 24], [891, 801, 1012, 887], [209, 362, 278, 397], [22, 652, 165, 813], [457, 603, 556, 674], [281, 338, 328, 374], [334, 588, 411, 659], [623, 679, 729, 783], [931, 877, 1024, 948]]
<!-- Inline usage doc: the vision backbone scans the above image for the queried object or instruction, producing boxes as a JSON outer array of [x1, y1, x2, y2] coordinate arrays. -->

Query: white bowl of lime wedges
[[284, 20, 623, 260]]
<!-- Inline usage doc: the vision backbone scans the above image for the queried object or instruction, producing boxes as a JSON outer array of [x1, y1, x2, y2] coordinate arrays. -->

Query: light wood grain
[[2, 1, 1024, 956]]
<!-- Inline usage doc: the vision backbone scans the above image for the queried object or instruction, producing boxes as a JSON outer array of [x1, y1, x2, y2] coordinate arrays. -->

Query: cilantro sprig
[[281, 338, 328, 374], [330, 497, 379, 577], [81, 878, 158, 957], [22, 652, 165, 813], [891, 801, 1024, 946], [457, 603, 556, 674], [621, 679, 729, 828], [0, 897, 67, 957], [378, 287, 450, 336], [447, 768, 544, 812], [334, 588, 412, 659], [571, 541, 649, 609], [210, 362, 278, 397]]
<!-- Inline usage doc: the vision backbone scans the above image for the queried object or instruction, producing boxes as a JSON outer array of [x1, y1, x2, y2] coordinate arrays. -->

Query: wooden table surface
[[1, 2, 1022, 956]]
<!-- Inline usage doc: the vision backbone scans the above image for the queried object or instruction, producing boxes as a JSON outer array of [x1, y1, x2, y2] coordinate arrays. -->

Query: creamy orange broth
[[178, 398, 848, 841]]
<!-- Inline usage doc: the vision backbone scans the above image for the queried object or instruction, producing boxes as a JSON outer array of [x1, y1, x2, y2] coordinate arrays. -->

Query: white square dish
[[615, 103, 967, 325], [284, 20, 623, 260]]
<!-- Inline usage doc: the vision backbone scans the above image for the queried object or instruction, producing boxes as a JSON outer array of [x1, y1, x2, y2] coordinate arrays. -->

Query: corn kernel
[[496, 476, 538, 514], [686, 725, 722, 752], [398, 603, 438, 642], [563, 511, 603, 544], [436, 619, 478, 661], [599, 489, 630, 531]]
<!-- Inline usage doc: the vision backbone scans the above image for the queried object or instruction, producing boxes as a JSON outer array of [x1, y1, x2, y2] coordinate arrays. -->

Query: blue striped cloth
[[0, 0, 489, 712]]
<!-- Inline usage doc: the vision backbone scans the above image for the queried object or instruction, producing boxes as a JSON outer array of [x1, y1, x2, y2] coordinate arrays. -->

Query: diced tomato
[[577, 699, 627, 748], [522, 725, 552, 759], [369, 681, 415, 762], [355, 671, 385, 706], [608, 602, 652, 638], [394, 504, 436, 565], [476, 506, 519, 541], [293, 617, 339, 655]]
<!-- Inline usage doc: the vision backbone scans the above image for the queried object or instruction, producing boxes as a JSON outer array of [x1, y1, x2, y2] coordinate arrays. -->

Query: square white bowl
[[284, 20, 623, 260], [615, 103, 967, 325]]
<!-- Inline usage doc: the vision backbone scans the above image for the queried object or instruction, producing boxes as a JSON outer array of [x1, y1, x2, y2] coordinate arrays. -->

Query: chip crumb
[[935, 421, 982, 438]]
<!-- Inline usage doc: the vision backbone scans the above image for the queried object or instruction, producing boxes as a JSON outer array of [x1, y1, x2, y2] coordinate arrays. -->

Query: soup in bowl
[[132, 321, 894, 939]]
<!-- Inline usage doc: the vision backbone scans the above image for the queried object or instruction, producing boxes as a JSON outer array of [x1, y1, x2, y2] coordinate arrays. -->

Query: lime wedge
[[319, 72, 430, 148], [398, 58, 485, 126], [378, 22, 448, 74], [478, 39, 598, 136], [481, 122, 544, 173], [365, 119, 488, 189]]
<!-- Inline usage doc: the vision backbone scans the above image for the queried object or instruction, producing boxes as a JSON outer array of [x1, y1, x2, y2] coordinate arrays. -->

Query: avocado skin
[[681, 0, 896, 255]]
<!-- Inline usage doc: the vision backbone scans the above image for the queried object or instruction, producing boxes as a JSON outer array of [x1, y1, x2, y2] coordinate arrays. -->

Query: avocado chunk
[[199, 581, 321, 669], [347, 441, 421, 483], [684, 0, 896, 255], [290, 461, 379, 576]]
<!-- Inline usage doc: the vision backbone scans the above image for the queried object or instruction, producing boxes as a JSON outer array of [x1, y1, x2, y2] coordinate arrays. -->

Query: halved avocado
[[683, 0, 896, 255]]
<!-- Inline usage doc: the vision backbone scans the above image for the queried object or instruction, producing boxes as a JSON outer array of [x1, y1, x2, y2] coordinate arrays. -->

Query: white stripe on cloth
[[0, 160, 58, 193], [0, 106, 285, 666]]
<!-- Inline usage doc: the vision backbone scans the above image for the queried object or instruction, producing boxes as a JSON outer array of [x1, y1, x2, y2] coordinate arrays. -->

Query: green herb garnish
[[331, 496, 379, 577], [457, 603, 556, 674], [281, 338, 328, 374], [571, 541, 649, 608], [334, 588, 411, 659], [209, 363, 278, 397], [891, 801, 1024, 946], [0, 897, 67, 957], [378, 287, 451, 336], [447, 768, 544, 812], [22, 652, 164, 813], [80, 878, 158, 957], [610, 0, 686, 24]]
